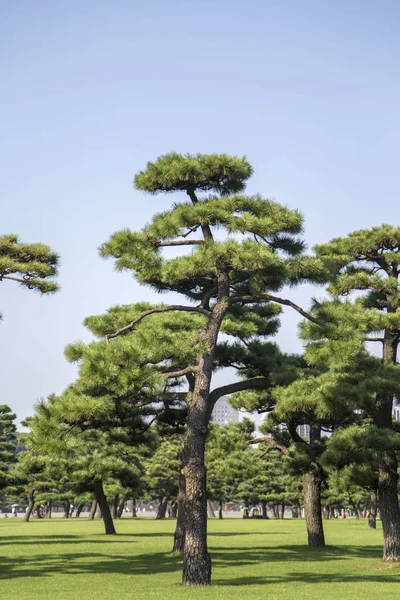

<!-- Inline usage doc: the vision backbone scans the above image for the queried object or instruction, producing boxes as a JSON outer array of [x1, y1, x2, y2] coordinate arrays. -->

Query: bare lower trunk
[[302, 472, 325, 547], [261, 500, 268, 519], [88, 498, 97, 520], [131, 502, 137, 518], [156, 495, 169, 520], [75, 503, 84, 517], [378, 448, 400, 560], [173, 472, 186, 554], [117, 497, 126, 519], [207, 499, 215, 518], [24, 488, 35, 522], [368, 489, 377, 530], [376, 335, 400, 561], [93, 479, 117, 535], [111, 495, 119, 519], [182, 357, 214, 585], [280, 503, 285, 519], [218, 500, 223, 520], [46, 500, 52, 519], [271, 505, 279, 519], [63, 501, 69, 519]]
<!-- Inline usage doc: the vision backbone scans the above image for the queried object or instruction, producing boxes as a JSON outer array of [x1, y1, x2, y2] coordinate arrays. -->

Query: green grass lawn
[[0, 517, 399, 599]]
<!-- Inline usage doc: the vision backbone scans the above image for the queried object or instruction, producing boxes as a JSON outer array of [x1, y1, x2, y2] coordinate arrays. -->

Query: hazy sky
[[1, 0, 399, 422]]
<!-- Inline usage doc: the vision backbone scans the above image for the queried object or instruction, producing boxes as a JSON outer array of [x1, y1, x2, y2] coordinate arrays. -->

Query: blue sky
[[1, 0, 399, 421]]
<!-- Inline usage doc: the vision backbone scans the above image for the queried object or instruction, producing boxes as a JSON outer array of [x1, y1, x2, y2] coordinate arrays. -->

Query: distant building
[[393, 405, 400, 422], [296, 424, 310, 442], [211, 396, 240, 426]]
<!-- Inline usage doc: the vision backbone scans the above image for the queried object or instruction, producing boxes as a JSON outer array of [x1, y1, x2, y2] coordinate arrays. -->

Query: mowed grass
[[0, 517, 399, 600]]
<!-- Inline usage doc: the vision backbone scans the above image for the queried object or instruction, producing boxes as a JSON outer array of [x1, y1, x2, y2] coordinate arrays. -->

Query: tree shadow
[[0, 533, 394, 586]]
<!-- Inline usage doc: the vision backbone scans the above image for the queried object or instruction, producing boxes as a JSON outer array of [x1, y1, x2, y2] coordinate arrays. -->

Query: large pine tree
[[99, 152, 322, 585]]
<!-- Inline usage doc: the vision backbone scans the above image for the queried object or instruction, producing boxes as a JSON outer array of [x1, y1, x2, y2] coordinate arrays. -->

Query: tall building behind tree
[[211, 397, 240, 426]]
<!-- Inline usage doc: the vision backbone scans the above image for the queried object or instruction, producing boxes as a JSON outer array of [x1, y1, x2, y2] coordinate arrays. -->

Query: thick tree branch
[[249, 436, 292, 456], [157, 240, 205, 247], [229, 293, 319, 324], [163, 365, 199, 379], [207, 377, 271, 417], [1, 275, 30, 284], [105, 305, 210, 342]]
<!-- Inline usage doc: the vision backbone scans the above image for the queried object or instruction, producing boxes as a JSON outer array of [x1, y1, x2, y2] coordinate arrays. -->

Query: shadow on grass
[[0, 540, 393, 584]]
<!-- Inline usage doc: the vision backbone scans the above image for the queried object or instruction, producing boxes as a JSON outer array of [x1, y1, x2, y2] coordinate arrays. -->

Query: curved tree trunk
[[93, 479, 117, 535], [75, 503, 84, 518], [117, 497, 126, 519], [88, 498, 97, 520], [24, 488, 35, 522], [156, 494, 169, 520], [218, 500, 223, 520], [46, 500, 53, 519], [368, 489, 377, 530], [302, 472, 325, 547]]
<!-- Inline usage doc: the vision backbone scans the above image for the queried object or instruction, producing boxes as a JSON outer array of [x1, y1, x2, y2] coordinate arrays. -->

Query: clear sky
[[1, 0, 399, 422]]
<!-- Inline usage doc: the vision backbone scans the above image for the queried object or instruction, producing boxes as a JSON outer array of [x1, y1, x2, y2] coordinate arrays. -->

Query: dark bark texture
[[376, 332, 400, 560], [88, 498, 97, 520], [368, 489, 377, 530], [173, 474, 186, 554], [24, 488, 35, 522], [156, 494, 169, 520], [302, 472, 325, 547], [93, 479, 117, 535]]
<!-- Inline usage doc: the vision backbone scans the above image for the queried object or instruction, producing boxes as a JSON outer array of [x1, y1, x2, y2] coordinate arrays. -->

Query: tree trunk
[[24, 488, 35, 522], [131, 501, 137, 518], [75, 503, 84, 517], [63, 501, 69, 519], [46, 500, 52, 519], [280, 503, 285, 519], [95, 503, 102, 518], [35, 504, 42, 518], [218, 500, 223, 520], [261, 500, 268, 519], [117, 497, 126, 519], [111, 495, 119, 519], [93, 479, 117, 535], [181, 267, 229, 585], [171, 501, 178, 518], [88, 498, 97, 520], [368, 489, 377, 530], [207, 499, 215, 518], [182, 355, 216, 585], [156, 494, 169, 520], [376, 332, 400, 560], [302, 472, 325, 547], [173, 472, 186, 554], [271, 505, 279, 519]]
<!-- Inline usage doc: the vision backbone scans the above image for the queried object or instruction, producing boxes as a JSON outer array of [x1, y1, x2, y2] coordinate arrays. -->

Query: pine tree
[[0, 406, 17, 492], [99, 152, 322, 584], [312, 225, 400, 560], [0, 234, 59, 318]]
